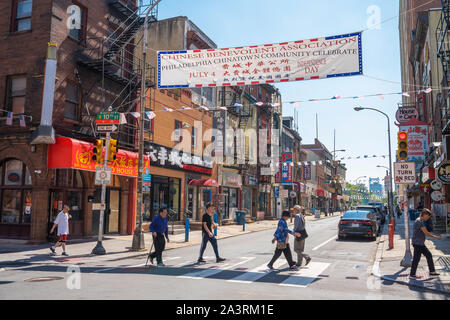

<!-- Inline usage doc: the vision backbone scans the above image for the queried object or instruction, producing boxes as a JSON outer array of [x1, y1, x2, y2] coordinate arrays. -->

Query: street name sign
[[95, 167, 112, 185], [97, 124, 118, 132], [96, 111, 120, 125], [394, 162, 416, 185]]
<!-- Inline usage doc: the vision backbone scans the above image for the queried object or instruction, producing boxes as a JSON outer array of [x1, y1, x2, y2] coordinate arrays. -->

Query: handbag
[[295, 229, 309, 241], [276, 241, 287, 250]]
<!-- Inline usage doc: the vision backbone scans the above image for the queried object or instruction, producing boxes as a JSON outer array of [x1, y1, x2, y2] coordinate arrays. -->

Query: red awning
[[188, 179, 219, 187], [48, 136, 149, 178]]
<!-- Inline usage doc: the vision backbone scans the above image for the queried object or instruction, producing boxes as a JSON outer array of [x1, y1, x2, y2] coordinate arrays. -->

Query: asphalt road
[[0, 215, 447, 300]]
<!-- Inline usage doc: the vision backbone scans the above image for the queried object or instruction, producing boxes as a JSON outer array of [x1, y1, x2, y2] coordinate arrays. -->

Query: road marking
[[95, 257, 181, 273], [279, 262, 330, 288], [178, 257, 255, 280], [228, 259, 287, 284], [312, 236, 337, 251]]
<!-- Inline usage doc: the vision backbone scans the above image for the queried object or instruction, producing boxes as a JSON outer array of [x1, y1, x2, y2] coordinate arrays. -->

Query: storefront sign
[[430, 179, 443, 191], [158, 32, 362, 89], [212, 109, 227, 158], [148, 143, 212, 175], [431, 190, 443, 202], [398, 118, 429, 163], [244, 175, 258, 187], [48, 137, 150, 178], [222, 171, 242, 188], [437, 161, 450, 184], [282, 152, 293, 185], [274, 186, 279, 198], [304, 165, 311, 180], [396, 107, 418, 123]]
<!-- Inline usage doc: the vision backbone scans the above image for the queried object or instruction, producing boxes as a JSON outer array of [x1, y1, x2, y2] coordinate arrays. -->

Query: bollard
[[243, 216, 245, 232], [185, 218, 190, 242], [213, 213, 218, 237], [390, 217, 395, 231], [388, 224, 394, 249]]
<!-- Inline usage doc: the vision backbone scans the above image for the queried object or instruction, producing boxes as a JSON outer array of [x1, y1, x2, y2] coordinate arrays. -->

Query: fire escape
[[436, 0, 450, 133], [77, 0, 158, 150]]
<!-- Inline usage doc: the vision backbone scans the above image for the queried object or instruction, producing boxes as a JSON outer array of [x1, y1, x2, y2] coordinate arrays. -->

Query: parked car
[[368, 202, 387, 216], [357, 205, 385, 225], [338, 210, 380, 241]]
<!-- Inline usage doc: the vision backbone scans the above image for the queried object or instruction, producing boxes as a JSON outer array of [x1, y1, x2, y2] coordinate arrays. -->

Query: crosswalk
[[146, 256, 331, 288]]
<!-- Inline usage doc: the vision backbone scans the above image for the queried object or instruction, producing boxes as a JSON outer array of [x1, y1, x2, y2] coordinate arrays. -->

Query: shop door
[[106, 189, 120, 234], [92, 188, 120, 235]]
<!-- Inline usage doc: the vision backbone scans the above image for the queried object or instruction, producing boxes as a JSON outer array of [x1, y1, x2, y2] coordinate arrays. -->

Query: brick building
[[0, 0, 151, 240]]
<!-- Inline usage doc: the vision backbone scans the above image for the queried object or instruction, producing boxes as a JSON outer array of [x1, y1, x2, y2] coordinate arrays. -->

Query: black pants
[[268, 243, 295, 268], [410, 244, 436, 276], [199, 233, 220, 259], [150, 233, 166, 264]]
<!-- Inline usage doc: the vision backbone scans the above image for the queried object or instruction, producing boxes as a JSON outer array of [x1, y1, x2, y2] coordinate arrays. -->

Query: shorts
[[58, 234, 68, 242]]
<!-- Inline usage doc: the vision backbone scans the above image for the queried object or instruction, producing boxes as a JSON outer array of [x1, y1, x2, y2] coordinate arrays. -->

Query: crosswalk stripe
[[178, 257, 255, 280], [279, 262, 330, 288], [228, 259, 287, 284]]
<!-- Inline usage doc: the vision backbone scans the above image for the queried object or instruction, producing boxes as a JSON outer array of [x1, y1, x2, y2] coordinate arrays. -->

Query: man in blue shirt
[[149, 208, 169, 267]]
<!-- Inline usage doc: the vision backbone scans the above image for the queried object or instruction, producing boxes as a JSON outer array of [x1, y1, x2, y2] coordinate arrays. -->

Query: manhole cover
[[24, 277, 64, 282]]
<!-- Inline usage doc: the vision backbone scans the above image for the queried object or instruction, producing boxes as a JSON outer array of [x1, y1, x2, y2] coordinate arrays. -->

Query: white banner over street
[[157, 32, 363, 89]]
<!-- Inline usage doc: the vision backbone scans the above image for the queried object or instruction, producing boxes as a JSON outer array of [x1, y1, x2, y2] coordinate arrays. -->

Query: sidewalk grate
[[436, 256, 450, 271]]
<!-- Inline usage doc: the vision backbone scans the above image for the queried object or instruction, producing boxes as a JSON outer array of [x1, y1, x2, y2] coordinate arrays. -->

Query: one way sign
[[394, 162, 416, 185], [97, 125, 118, 132]]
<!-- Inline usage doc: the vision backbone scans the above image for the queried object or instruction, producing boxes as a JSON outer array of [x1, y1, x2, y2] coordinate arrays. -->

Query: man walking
[[50, 205, 72, 256], [198, 203, 226, 264], [149, 208, 170, 267], [293, 205, 311, 267]]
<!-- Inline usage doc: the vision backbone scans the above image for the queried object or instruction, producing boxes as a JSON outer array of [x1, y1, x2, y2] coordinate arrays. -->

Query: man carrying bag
[[293, 205, 311, 267]]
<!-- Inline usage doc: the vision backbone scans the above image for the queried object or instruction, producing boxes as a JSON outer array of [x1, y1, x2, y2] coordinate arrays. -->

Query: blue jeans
[[199, 233, 220, 260]]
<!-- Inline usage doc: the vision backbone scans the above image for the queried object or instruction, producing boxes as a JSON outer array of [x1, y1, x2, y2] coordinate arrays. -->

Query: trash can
[[235, 210, 245, 225]]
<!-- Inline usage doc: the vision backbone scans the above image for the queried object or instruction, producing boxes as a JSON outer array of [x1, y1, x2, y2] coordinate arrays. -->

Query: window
[[0, 159, 32, 225], [68, 2, 86, 42], [64, 82, 80, 121], [174, 120, 182, 142], [6, 76, 26, 115], [11, 0, 32, 32]]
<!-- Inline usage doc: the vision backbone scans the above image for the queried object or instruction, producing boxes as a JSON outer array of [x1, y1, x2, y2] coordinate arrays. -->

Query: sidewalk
[[372, 216, 450, 295], [0, 213, 338, 266]]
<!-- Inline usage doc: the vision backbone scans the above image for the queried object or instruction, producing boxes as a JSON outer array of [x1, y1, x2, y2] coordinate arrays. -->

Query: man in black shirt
[[198, 203, 226, 263]]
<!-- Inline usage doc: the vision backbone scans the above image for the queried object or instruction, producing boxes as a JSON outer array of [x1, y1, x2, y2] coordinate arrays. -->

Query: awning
[[188, 179, 219, 187], [48, 136, 150, 178]]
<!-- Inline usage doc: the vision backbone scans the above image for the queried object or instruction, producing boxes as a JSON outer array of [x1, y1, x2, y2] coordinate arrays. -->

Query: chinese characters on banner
[[147, 143, 213, 175], [158, 32, 363, 88], [282, 152, 293, 185], [398, 119, 429, 168]]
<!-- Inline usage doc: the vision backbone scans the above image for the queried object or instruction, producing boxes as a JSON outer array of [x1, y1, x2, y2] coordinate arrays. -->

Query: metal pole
[[401, 185, 412, 267], [92, 108, 112, 255], [131, 0, 162, 250], [386, 115, 394, 221]]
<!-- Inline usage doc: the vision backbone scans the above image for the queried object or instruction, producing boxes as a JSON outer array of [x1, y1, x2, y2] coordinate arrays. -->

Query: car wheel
[[338, 235, 345, 240]]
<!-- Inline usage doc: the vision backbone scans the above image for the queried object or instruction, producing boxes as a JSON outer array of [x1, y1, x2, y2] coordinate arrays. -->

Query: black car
[[357, 205, 385, 225], [338, 210, 379, 241]]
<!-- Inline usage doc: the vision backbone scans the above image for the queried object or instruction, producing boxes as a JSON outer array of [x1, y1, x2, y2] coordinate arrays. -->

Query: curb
[[371, 224, 450, 296]]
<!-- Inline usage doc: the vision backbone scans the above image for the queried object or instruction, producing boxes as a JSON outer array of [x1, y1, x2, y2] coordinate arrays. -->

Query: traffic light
[[398, 131, 408, 160], [92, 139, 104, 164], [107, 138, 117, 162]]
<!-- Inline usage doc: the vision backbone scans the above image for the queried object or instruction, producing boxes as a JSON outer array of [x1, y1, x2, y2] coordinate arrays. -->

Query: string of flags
[[2, 110, 32, 127], [276, 155, 389, 167]]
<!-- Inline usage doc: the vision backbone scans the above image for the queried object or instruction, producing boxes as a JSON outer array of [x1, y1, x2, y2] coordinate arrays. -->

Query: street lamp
[[354, 106, 394, 220], [331, 149, 346, 161], [132, 0, 162, 251]]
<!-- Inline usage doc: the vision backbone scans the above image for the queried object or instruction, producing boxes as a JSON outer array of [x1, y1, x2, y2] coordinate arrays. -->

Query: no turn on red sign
[[394, 162, 416, 185]]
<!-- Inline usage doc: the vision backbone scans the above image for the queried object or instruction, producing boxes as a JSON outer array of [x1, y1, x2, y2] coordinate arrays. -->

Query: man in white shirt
[[50, 205, 72, 256]]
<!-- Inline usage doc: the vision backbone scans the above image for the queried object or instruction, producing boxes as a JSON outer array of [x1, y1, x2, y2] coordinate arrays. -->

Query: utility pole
[[132, 0, 162, 251], [400, 184, 412, 267]]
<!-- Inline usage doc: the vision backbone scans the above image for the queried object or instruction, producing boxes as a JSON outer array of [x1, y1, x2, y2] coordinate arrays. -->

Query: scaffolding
[[77, 0, 158, 150]]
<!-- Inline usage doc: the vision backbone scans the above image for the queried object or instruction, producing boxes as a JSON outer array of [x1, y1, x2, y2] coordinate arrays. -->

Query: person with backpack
[[410, 209, 441, 279], [267, 210, 298, 271]]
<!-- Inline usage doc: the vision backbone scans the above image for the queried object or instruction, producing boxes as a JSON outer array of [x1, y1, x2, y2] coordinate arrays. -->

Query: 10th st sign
[[394, 162, 416, 185]]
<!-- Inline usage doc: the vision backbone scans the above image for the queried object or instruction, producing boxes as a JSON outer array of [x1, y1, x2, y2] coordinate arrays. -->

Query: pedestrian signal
[[92, 139, 104, 164], [398, 131, 408, 160], [108, 139, 117, 162]]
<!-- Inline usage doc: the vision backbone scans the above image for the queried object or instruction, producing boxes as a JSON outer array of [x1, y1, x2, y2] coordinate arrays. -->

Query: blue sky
[[155, 0, 402, 187]]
